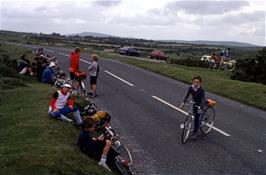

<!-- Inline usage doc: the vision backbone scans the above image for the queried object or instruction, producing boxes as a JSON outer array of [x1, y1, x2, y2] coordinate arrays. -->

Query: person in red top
[[69, 47, 81, 90], [48, 83, 82, 125]]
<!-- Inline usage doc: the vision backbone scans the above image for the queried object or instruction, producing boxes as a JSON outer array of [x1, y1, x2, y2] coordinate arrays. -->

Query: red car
[[150, 50, 168, 61]]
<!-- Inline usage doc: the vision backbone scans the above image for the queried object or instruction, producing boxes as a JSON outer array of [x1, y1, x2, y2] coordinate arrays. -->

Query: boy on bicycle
[[180, 75, 206, 137], [77, 117, 117, 172]]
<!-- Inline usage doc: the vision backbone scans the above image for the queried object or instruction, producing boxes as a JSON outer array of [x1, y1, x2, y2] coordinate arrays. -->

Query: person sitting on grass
[[41, 62, 55, 85], [48, 83, 82, 125], [17, 54, 33, 75], [77, 117, 118, 172]]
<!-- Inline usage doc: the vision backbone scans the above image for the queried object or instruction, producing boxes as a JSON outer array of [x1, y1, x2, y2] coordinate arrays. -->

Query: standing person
[[88, 54, 99, 98], [69, 47, 81, 90], [180, 75, 206, 138], [225, 48, 230, 61], [48, 83, 82, 126], [209, 53, 217, 69]]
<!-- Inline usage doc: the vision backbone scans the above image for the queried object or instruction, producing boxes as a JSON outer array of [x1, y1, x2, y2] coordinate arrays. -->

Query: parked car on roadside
[[200, 55, 211, 62], [150, 50, 168, 61], [117, 47, 141, 57]]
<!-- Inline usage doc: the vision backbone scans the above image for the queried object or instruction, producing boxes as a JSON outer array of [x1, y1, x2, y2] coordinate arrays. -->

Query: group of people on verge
[[17, 48, 58, 85], [47, 82, 114, 171], [68, 47, 100, 98], [209, 48, 231, 70], [44, 47, 114, 171]]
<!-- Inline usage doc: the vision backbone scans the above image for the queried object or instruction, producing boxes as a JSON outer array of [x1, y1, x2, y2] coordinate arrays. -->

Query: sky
[[0, 0, 265, 46]]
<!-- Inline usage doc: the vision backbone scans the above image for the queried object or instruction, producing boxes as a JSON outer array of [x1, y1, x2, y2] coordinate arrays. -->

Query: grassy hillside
[[0, 44, 113, 175]]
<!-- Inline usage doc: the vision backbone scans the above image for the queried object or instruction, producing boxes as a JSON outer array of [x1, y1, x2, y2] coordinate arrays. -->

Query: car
[[150, 50, 168, 61], [117, 47, 141, 57], [200, 55, 211, 62]]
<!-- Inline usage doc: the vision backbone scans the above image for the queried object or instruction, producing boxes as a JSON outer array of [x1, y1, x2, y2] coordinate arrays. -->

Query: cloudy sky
[[0, 0, 265, 46]]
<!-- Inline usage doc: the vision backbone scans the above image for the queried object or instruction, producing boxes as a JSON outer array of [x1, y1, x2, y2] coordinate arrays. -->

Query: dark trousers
[[193, 106, 201, 133]]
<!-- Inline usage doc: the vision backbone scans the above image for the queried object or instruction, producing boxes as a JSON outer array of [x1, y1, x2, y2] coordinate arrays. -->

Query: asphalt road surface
[[21, 44, 266, 175]]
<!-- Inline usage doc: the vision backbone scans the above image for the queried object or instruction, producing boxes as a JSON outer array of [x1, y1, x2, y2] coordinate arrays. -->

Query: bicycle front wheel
[[181, 115, 193, 144], [200, 107, 215, 134]]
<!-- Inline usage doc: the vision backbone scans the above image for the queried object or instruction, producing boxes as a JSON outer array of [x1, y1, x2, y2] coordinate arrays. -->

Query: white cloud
[[0, 0, 265, 46]]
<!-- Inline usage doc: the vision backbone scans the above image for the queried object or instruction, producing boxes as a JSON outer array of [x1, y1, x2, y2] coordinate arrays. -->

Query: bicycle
[[74, 71, 87, 97], [181, 99, 216, 144], [80, 102, 134, 175], [98, 125, 134, 175]]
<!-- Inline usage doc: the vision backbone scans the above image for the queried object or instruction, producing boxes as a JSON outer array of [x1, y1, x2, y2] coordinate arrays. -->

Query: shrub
[[231, 47, 266, 84]]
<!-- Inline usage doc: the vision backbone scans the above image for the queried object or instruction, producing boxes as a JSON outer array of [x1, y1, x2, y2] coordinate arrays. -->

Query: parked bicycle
[[181, 99, 216, 144], [80, 102, 134, 175], [97, 125, 134, 175], [73, 71, 87, 97]]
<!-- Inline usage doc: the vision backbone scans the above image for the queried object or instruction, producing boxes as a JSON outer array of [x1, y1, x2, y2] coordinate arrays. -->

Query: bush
[[231, 47, 266, 84], [168, 58, 209, 68]]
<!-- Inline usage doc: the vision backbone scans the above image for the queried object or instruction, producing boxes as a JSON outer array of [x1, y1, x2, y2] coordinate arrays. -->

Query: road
[[23, 44, 266, 175]]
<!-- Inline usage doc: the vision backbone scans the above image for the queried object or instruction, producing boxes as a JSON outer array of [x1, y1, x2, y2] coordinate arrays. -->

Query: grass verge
[[0, 44, 113, 175]]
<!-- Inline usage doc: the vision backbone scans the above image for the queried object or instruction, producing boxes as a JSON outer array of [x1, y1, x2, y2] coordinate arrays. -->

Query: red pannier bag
[[75, 71, 87, 80]]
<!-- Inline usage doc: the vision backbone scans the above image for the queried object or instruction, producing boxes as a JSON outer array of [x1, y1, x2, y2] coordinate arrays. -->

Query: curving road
[[22, 44, 266, 175]]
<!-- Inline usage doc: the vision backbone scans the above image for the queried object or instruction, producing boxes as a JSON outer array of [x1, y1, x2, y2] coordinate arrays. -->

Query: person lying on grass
[[48, 83, 82, 125], [77, 116, 118, 172]]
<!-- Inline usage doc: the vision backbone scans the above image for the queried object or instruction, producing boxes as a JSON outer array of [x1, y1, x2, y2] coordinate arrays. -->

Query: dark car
[[117, 47, 141, 57], [150, 50, 168, 61]]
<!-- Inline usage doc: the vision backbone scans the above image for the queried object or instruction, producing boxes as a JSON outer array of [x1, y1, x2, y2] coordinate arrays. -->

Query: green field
[[0, 44, 113, 175]]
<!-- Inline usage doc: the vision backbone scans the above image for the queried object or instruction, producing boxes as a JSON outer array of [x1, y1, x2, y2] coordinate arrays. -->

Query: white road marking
[[152, 95, 231, 137], [80, 59, 91, 65], [44, 49, 55, 53], [58, 52, 69, 57], [104, 70, 134, 87]]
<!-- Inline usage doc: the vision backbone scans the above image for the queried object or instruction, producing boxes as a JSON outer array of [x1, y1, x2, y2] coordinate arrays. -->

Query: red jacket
[[69, 52, 79, 73]]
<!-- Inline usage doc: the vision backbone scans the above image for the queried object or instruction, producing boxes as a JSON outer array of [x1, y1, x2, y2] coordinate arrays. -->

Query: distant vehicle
[[150, 50, 168, 61], [200, 55, 211, 62], [117, 47, 140, 57]]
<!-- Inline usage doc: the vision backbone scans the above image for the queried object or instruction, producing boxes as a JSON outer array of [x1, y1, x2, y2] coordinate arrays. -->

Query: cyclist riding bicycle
[[180, 75, 206, 138]]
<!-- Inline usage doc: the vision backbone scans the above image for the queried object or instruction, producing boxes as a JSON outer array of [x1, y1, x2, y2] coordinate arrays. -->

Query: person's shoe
[[98, 161, 111, 172], [67, 119, 73, 123], [190, 132, 198, 140], [90, 94, 98, 98], [86, 92, 93, 96]]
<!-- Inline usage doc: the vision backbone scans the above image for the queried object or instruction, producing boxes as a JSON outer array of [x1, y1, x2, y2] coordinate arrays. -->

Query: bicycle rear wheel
[[112, 139, 133, 166], [200, 107, 215, 134], [112, 139, 133, 175], [181, 115, 193, 144]]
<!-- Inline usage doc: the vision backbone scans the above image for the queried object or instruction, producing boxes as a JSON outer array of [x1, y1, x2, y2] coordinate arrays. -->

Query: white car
[[201, 55, 211, 62]]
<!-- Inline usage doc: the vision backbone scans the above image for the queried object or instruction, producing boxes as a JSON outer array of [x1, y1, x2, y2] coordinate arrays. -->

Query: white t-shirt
[[88, 61, 98, 77]]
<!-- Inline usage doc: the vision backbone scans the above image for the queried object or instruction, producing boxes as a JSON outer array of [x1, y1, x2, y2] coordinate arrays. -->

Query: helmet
[[62, 83, 71, 88], [207, 99, 216, 107]]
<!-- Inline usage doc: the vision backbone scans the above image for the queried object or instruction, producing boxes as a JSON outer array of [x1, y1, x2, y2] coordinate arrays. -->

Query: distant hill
[[66, 32, 115, 38], [161, 40, 258, 47]]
